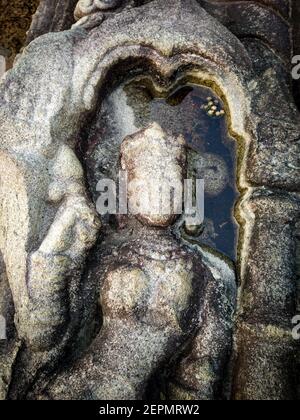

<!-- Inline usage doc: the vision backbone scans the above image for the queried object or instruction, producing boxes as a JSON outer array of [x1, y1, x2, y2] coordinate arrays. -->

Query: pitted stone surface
[[0, 0, 299, 400], [120, 123, 186, 227], [0, 0, 39, 67], [26, 0, 78, 44], [199, 0, 292, 65]]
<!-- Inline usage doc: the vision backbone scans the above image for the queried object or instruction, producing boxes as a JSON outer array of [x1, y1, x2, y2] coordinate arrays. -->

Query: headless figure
[[41, 123, 236, 400]]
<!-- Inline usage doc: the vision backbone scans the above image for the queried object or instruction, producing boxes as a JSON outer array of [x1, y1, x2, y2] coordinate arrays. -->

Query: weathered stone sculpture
[[0, 0, 299, 400], [34, 123, 235, 400]]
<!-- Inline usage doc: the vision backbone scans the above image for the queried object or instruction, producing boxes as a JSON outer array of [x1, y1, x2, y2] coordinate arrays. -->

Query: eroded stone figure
[[0, 0, 299, 401], [36, 123, 236, 400]]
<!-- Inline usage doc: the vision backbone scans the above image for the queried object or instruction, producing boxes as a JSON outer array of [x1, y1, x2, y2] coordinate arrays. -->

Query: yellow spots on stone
[[202, 97, 225, 118], [241, 321, 293, 340], [265, 325, 292, 339], [102, 267, 149, 315], [194, 363, 215, 383], [153, 259, 194, 314]]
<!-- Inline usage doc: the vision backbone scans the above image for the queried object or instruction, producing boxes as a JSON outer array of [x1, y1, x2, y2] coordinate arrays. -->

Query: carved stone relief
[[0, 0, 299, 400]]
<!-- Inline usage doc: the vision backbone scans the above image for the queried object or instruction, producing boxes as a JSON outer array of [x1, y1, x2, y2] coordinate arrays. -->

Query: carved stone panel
[[0, 0, 299, 400]]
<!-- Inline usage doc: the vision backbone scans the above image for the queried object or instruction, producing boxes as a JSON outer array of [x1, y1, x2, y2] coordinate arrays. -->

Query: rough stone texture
[[232, 322, 298, 400], [74, 0, 125, 20], [1, 0, 299, 101], [232, 191, 300, 400], [0, 0, 39, 68], [120, 123, 186, 227], [0, 253, 19, 399], [26, 0, 78, 44], [199, 0, 292, 67], [0, 0, 299, 400], [31, 125, 235, 400], [293, 0, 300, 108]]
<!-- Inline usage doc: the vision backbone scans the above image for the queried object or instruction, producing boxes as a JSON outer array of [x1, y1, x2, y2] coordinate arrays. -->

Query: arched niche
[[77, 64, 242, 263], [55, 1, 259, 278], [0, 1, 260, 319], [0, 0, 299, 402]]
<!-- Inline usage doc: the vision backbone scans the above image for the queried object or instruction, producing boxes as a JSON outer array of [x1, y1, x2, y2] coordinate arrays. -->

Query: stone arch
[[0, 0, 256, 306], [0, 0, 299, 400]]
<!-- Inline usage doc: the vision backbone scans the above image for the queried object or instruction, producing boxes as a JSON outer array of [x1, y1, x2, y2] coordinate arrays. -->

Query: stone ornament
[[73, 0, 140, 29], [0, 0, 299, 400], [75, 0, 123, 20], [76, 0, 122, 13]]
